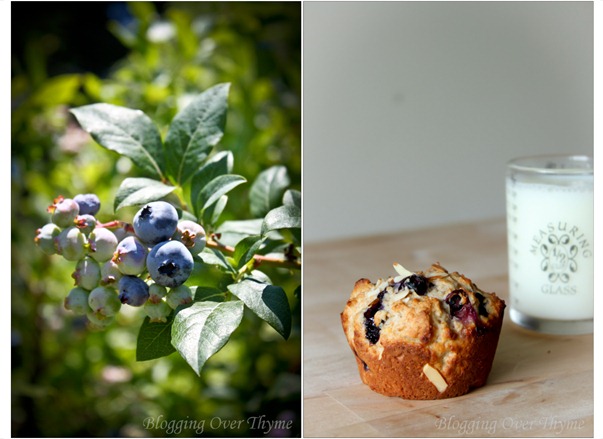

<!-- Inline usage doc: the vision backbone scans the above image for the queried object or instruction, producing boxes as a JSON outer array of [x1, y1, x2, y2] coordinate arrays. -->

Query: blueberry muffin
[[341, 263, 505, 399]]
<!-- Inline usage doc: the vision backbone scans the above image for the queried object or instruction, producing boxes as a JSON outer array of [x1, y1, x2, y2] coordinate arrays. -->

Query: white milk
[[506, 177, 593, 320]]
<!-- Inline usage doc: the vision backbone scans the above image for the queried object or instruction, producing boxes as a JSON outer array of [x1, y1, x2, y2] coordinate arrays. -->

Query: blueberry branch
[[96, 220, 135, 233], [207, 234, 301, 270]]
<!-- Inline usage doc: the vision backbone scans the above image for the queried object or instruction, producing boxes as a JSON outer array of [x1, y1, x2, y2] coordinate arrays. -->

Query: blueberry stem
[[208, 234, 301, 270], [96, 221, 136, 234]]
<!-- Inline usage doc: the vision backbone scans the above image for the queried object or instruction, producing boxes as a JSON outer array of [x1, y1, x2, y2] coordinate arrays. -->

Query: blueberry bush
[[13, 3, 300, 436], [34, 83, 301, 376]]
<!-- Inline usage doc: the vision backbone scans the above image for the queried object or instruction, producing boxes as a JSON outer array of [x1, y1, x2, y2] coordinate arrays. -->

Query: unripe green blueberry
[[166, 285, 193, 309], [88, 228, 118, 262], [143, 300, 172, 323], [48, 196, 80, 227], [55, 226, 87, 261], [148, 283, 168, 304], [100, 260, 122, 286], [34, 223, 61, 255], [86, 310, 115, 329], [64, 287, 90, 315], [88, 286, 121, 317], [173, 220, 206, 255], [112, 236, 148, 275], [74, 214, 97, 235], [72, 257, 101, 290]]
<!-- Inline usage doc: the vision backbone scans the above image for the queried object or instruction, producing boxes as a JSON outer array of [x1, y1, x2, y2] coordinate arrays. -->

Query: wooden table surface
[[303, 219, 593, 437]]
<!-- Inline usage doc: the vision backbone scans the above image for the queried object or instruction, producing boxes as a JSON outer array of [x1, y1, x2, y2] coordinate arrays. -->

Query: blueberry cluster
[[35, 196, 206, 329]]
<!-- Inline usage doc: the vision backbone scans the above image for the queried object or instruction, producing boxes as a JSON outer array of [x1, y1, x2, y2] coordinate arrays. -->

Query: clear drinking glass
[[506, 155, 593, 334]]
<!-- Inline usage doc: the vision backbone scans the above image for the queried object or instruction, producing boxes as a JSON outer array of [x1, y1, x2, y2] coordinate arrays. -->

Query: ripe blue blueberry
[[72, 257, 101, 291], [35, 223, 61, 255], [173, 220, 206, 255], [88, 286, 121, 317], [55, 226, 87, 261], [147, 240, 194, 288], [112, 236, 148, 275], [64, 287, 90, 315], [48, 196, 80, 227], [118, 276, 150, 307], [74, 193, 101, 215], [166, 285, 193, 309], [133, 201, 178, 245], [88, 228, 118, 262]]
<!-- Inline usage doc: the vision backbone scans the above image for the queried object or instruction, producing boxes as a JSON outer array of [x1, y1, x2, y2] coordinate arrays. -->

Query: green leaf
[[217, 219, 263, 236], [215, 219, 264, 247], [193, 286, 226, 302], [249, 166, 290, 217], [180, 209, 198, 222], [136, 315, 176, 361], [255, 239, 288, 256], [261, 205, 301, 237], [164, 83, 230, 185], [197, 174, 246, 215], [203, 195, 228, 227], [113, 177, 176, 211], [228, 279, 291, 340], [198, 248, 236, 273], [190, 151, 233, 213], [171, 300, 244, 375], [233, 235, 264, 269], [70, 103, 165, 179], [283, 189, 301, 209], [248, 270, 272, 285]]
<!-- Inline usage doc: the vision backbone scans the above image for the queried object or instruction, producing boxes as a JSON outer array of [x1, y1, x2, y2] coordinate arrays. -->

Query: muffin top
[[342, 263, 506, 375]]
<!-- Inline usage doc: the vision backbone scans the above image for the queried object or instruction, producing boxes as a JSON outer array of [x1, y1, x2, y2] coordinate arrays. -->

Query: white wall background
[[303, 1, 593, 244]]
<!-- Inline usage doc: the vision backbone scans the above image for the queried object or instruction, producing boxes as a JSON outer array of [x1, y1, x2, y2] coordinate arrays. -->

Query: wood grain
[[303, 219, 593, 437]]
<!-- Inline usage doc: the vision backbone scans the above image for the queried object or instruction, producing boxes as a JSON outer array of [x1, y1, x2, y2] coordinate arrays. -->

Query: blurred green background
[[11, 2, 301, 437]]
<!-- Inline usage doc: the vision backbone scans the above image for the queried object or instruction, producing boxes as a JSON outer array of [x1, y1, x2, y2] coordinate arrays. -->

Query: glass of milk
[[506, 155, 593, 334]]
